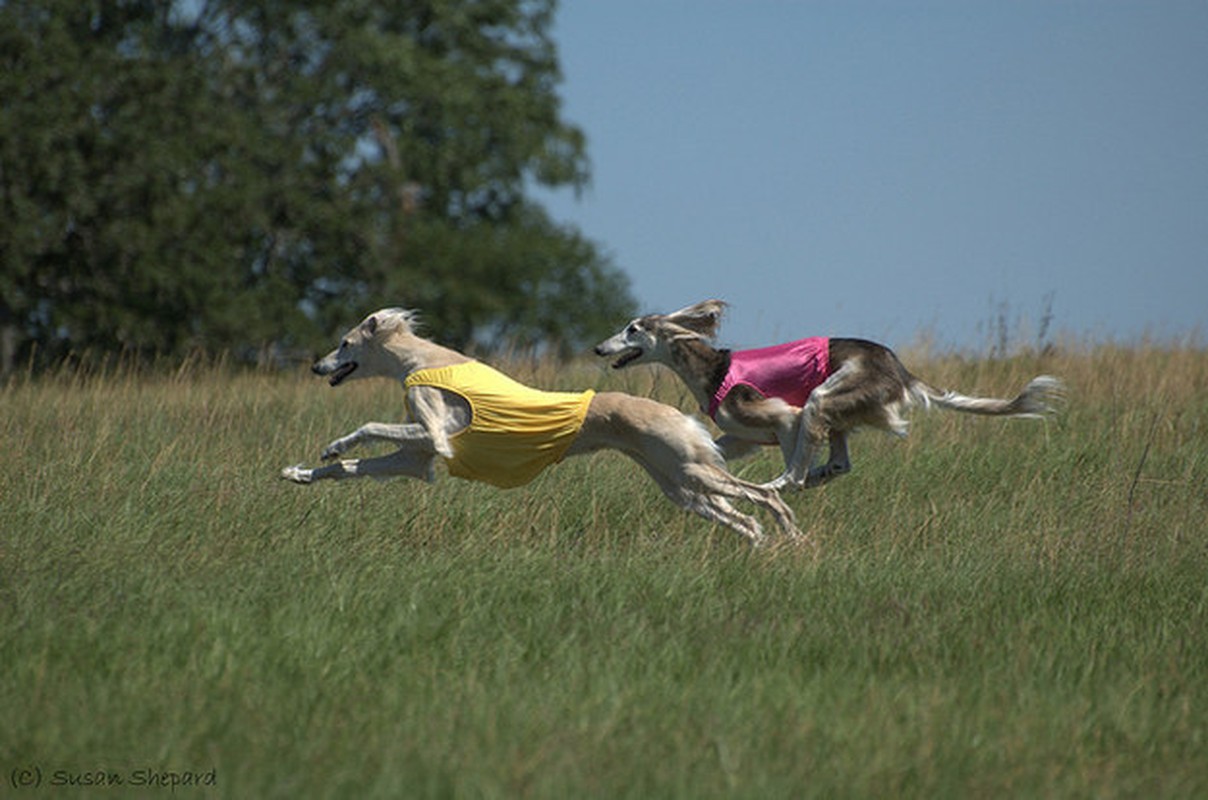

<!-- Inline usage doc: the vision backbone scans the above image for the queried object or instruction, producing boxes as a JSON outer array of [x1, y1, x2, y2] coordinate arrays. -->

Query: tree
[[0, 0, 634, 375]]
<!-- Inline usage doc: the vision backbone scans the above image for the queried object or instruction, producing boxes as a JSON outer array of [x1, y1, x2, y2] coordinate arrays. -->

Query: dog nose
[[311, 361, 324, 375], [592, 345, 605, 356]]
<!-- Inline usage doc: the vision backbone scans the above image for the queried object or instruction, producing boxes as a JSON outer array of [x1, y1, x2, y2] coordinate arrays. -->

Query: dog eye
[[627, 323, 640, 335]]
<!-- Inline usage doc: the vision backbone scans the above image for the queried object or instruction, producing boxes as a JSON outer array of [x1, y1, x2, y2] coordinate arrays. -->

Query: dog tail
[[909, 375, 1064, 418]]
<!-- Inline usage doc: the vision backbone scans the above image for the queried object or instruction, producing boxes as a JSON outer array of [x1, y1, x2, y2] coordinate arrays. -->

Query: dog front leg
[[760, 410, 816, 491], [784, 408, 820, 488], [406, 385, 459, 459], [282, 447, 438, 484], [718, 395, 802, 490], [321, 422, 434, 460]]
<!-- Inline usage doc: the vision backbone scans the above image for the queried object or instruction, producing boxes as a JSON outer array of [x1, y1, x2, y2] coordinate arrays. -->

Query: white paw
[[280, 464, 313, 484]]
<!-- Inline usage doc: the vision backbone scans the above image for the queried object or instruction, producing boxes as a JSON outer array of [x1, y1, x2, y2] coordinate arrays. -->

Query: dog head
[[312, 308, 418, 386], [594, 300, 727, 369]]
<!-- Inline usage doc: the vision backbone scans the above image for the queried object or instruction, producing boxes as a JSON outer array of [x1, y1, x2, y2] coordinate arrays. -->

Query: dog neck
[[665, 336, 731, 412], [380, 332, 472, 383]]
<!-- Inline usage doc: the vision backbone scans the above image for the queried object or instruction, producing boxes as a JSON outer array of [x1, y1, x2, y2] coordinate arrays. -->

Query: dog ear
[[667, 300, 726, 338]]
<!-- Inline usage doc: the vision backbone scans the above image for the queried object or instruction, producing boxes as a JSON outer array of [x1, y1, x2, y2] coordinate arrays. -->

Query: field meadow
[[2, 341, 1207, 798]]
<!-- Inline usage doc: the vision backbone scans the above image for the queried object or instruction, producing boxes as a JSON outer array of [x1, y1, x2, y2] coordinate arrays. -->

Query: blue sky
[[535, 1, 1208, 352]]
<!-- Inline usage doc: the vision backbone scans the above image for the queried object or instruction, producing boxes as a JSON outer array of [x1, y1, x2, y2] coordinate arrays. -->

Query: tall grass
[[2, 344, 1206, 798]]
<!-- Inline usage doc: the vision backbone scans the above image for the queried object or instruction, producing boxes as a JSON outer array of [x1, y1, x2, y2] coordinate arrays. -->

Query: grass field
[[2, 343, 1206, 798]]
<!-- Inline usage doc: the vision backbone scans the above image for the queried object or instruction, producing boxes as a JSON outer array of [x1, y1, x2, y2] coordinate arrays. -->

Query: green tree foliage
[[0, 0, 633, 373]]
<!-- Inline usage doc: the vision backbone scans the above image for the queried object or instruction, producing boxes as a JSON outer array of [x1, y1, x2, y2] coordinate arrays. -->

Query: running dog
[[595, 300, 1063, 490], [280, 308, 800, 546]]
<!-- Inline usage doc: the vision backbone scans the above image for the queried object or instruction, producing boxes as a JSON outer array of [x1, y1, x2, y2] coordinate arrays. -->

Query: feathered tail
[[910, 375, 1065, 418]]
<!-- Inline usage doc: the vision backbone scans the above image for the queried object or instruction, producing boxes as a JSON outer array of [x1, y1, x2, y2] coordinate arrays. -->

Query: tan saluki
[[281, 308, 800, 546], [595, 300, 1063, 490]]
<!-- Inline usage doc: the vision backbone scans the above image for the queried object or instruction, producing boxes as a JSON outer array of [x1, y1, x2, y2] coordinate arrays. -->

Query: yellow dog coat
[[404, 361, 594, 488]]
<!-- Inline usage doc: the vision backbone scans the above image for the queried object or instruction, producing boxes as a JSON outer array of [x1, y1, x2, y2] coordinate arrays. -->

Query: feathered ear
[[364, 307, 418, 335], [664, 299, 727, 339]]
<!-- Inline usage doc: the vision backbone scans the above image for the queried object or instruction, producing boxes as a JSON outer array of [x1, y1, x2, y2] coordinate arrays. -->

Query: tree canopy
[[0, 0, 634, 374]]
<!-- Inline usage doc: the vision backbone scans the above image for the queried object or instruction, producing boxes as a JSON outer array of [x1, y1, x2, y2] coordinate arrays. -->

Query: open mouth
[[328, 361, 357, 386], [611, 348, 642, 369]]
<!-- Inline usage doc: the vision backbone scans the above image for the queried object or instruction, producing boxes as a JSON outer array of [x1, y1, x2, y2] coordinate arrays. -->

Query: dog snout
[[594, 335, 623, 356], [311, 350, 340, 376]]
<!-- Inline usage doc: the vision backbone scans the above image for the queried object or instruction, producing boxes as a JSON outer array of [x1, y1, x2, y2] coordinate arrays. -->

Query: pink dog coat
[[708, 337, 831, 420]]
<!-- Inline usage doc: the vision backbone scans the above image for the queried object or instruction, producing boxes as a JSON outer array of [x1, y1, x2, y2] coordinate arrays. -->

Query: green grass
[[2, 345, 1206, 798]]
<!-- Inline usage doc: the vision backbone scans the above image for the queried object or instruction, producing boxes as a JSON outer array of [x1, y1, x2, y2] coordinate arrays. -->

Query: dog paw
[[804, 463, 848, 488], [280, 464, 313, 484]]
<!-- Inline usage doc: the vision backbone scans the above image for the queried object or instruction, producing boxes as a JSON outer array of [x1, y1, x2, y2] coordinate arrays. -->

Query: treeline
[[0, 0, 634, 375]]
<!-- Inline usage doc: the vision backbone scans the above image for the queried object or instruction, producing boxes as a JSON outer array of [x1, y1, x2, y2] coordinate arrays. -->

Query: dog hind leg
[[572, 392, 802, 544], [695, 494, 769, 546], [806, 429, 851, 487], [715, 434, 764, 461], [625, 453, 769, 546], [685, 463, 800, 540], [681, 487, 769, 547]]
